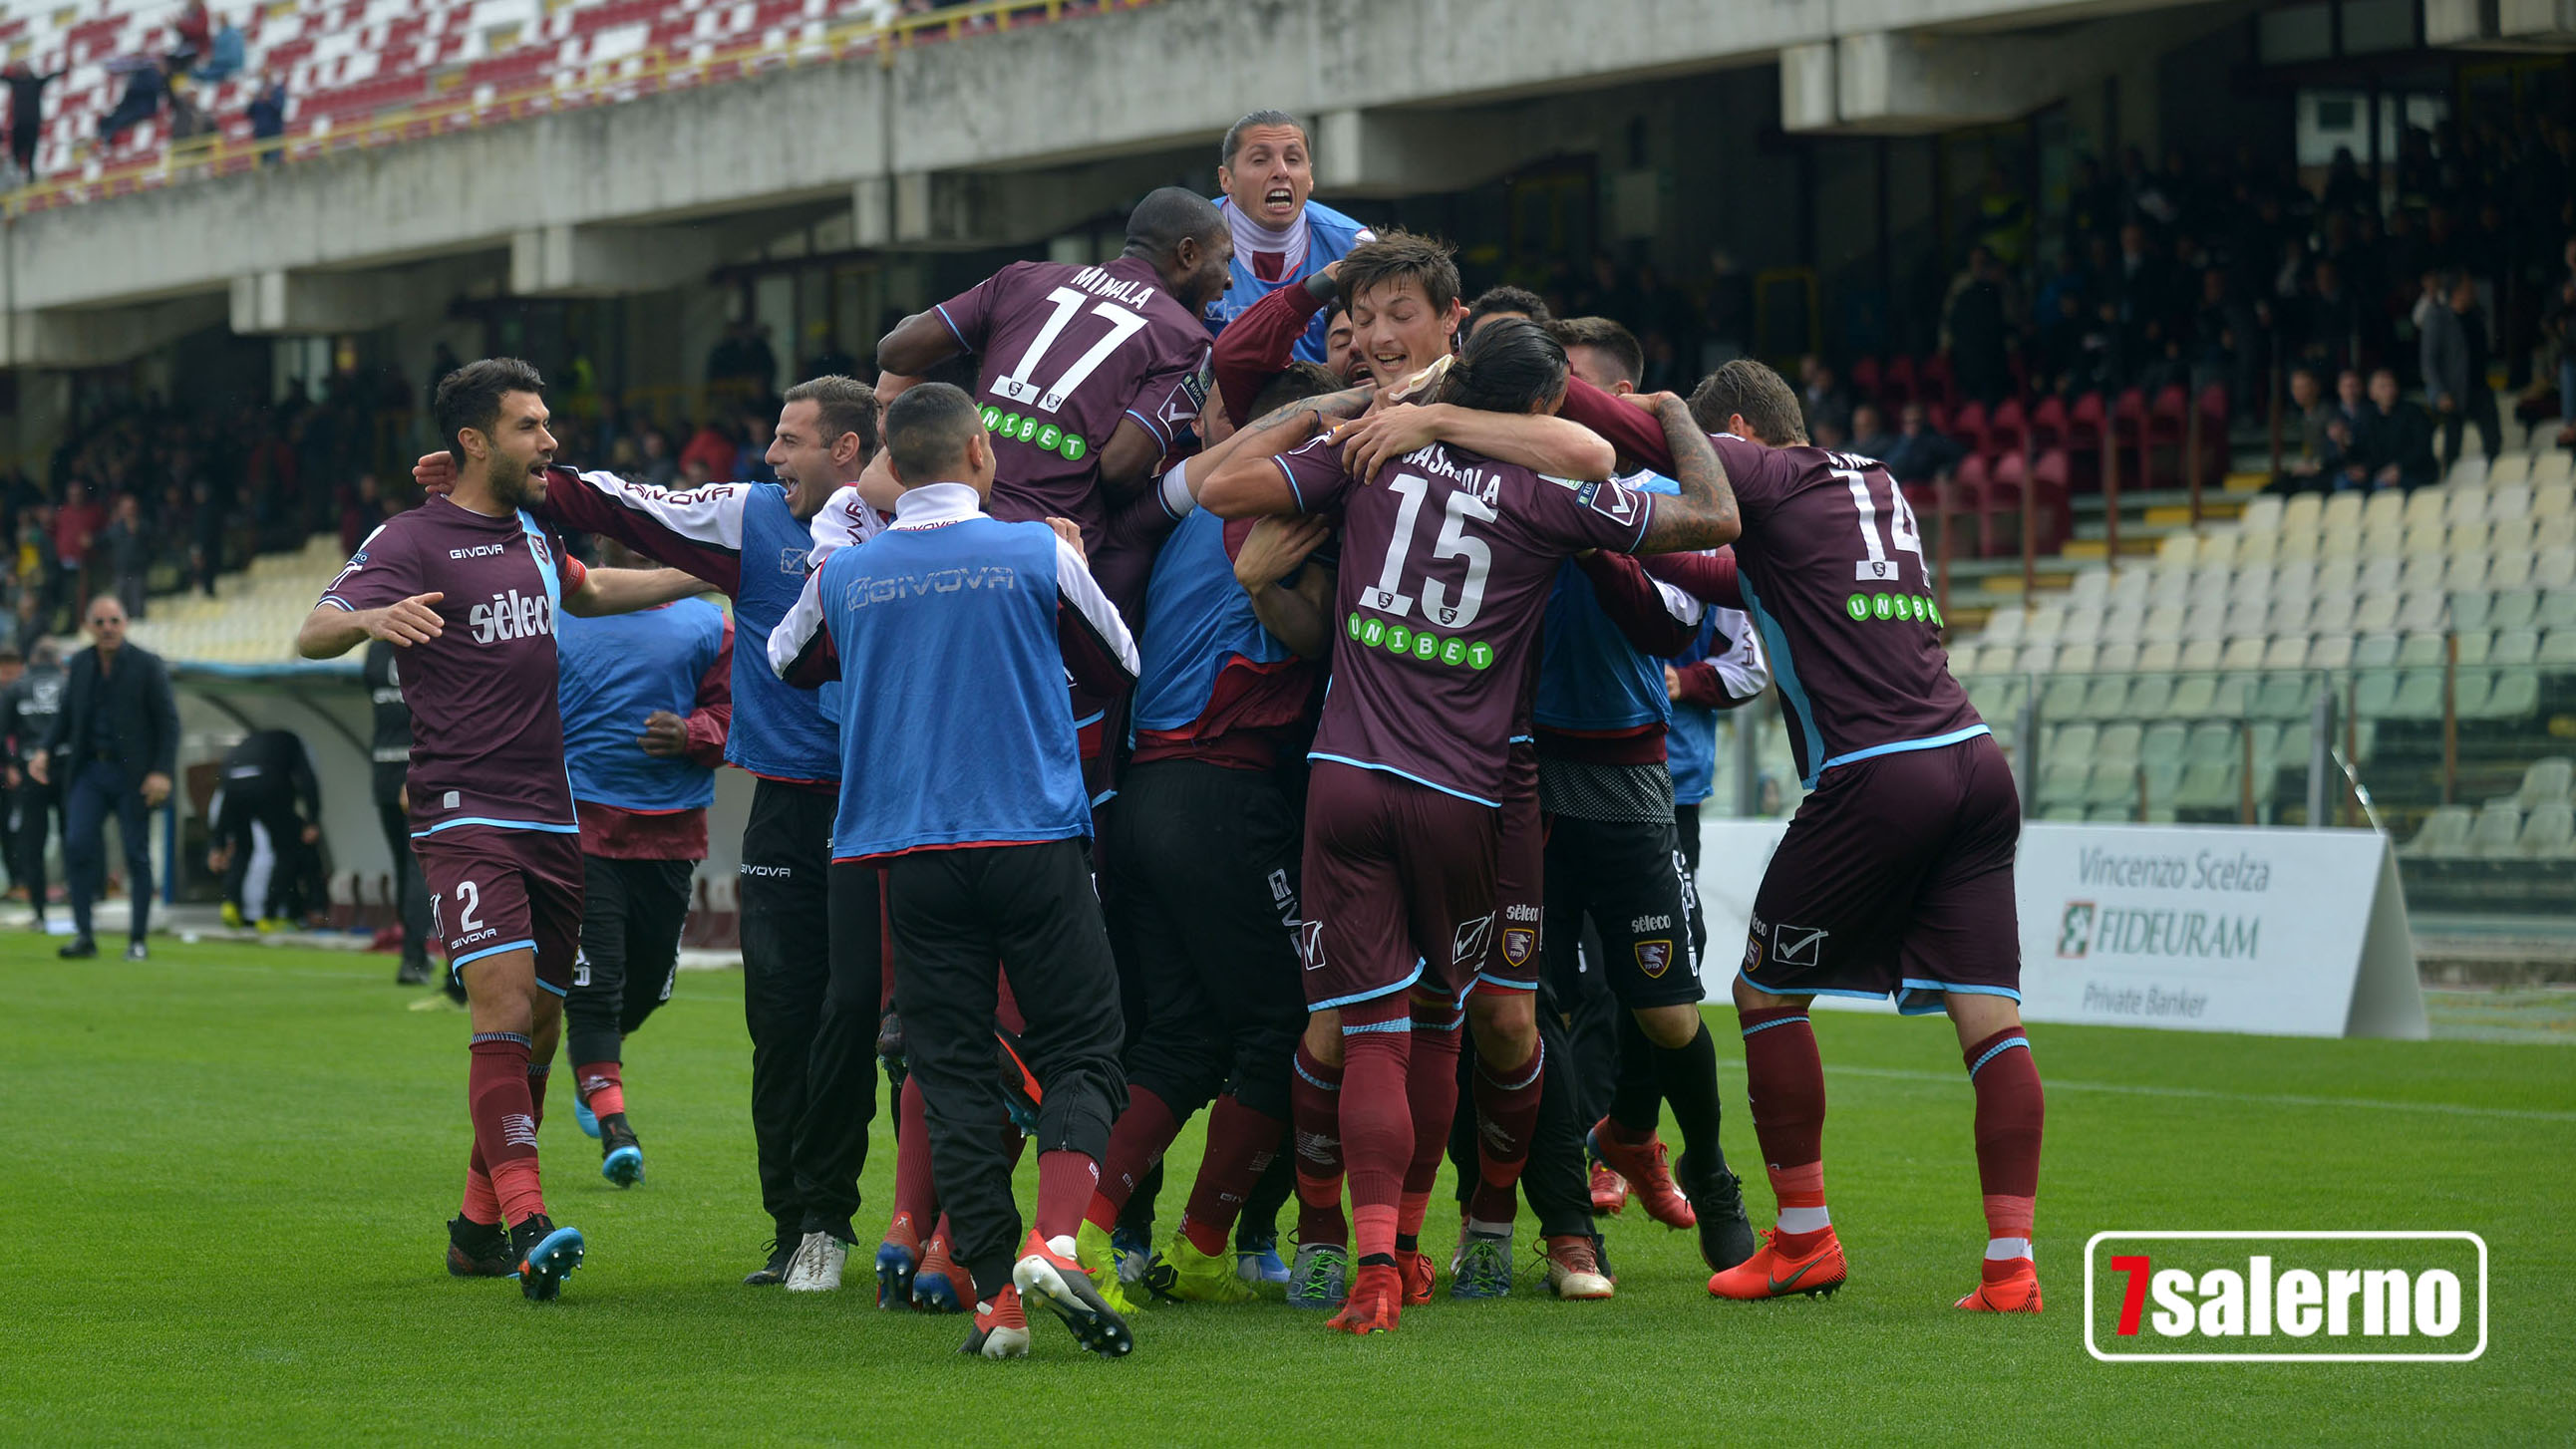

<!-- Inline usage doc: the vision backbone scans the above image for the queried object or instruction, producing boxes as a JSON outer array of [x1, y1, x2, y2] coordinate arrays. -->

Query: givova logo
[[2086, 1232, 2485, 1362]]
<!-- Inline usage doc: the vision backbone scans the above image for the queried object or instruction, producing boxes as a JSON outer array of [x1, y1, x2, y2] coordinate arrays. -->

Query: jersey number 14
[[1836, 462, 1927, 584]]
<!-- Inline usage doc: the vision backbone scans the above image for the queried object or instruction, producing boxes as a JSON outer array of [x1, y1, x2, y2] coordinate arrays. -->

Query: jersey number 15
[[1360, 472, 1495, 630]]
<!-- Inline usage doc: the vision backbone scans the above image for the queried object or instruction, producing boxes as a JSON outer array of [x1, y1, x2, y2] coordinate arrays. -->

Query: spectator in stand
[[2359, 368, 2439, 490], [679, 457, 713, 488], [196, 16, 244, 85], [100, 496, 150, 621], [247, 78, 286, 161], [679, 416, 737, 483], [1797, 357, 1852, 439], [5, 64, 62, 180], [2301, 258, 2361, 377], [188, 479, 223, 596], [1849, 403, 1900, 462], [97, 56, 169, 145], [168, 1, 212, 73], [339, 473, 386, 555], [2192, 267, 2257, 408], [1944, 245, 2012, 405], [53, 486, 105, 615], [2272, 367, 2332, 492], [2113, 222, 2176, 334], [638, 429, 677, 489], [1878, 402, 1966, 486], [734, 411, 778, 484], [2421, 271, 2501, 468]]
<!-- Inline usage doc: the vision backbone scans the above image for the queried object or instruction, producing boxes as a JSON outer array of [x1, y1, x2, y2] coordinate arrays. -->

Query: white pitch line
[[1713, 1059, 2576, 1123]]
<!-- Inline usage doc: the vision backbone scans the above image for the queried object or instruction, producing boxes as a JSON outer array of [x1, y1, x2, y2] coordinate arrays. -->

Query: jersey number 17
[[992, 286, 1147, 415]]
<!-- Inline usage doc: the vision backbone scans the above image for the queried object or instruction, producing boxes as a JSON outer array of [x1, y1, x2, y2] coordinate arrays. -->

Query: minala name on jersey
[[469, 590, 554, 643], [1070, 265, 1158, 309]]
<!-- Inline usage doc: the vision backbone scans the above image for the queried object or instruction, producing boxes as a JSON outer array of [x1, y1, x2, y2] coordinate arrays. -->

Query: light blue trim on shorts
[[1818, 724, 1994, 775], [452, 938, 537, 970], [1305, 753, 1500, 810], [1310, 960, 1426, 1011]]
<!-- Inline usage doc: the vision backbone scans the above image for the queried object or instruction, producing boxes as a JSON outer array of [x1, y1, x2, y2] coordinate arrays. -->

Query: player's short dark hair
[[1127, 186, 1224, 257], [1221, 109, 1310, 168], [1336, 229, 1459, 318], [783, 375, 878, 460], [1466, 286, 1551, 337], [883, 382, 983, 483], [1689, 359, 1807, 445], [434, 358, 545, 464], [1438, 316, 1566, 416], [1551, 316, 1643, 388], [1249, 361, 1343, 418]]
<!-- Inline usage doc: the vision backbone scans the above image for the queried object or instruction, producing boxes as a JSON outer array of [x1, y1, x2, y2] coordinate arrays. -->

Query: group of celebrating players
[[294, 108, 2048, 1358]]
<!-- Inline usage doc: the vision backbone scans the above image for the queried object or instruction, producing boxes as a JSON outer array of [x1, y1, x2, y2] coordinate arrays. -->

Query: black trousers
[[375, 796, 432, 971], [566, 855, 696, 1068], [1445, 970, 1596, 1241], [216, 783, 305, 919], [65, 760, 152, 943], [739, 779, 880, 1245], [1102, 760, 1305, 1122], [2438, 389, 2502, 471], [12, 776, 55, 916], [890, 838, 1125, 1300]]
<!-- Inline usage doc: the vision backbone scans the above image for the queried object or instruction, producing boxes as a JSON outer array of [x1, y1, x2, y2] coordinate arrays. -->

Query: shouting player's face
[[1219, 124, 1312, 229], [478, 391, 557, 509], [1345, 277, 1456, 390], [768, 398, 854, 518]]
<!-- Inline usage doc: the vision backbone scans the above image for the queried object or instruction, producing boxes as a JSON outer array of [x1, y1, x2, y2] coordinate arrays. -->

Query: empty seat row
[[1957, 627, 2576, 680], [2401, 802, 2576, 859]]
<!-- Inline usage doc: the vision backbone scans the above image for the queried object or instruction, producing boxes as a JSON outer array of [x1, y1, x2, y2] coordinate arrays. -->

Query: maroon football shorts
[[1475, 742, 1544, 995], [1297, 760, 1500, 1011], [1740, 731, 2021, 1014], [415, 825, 586, 997]]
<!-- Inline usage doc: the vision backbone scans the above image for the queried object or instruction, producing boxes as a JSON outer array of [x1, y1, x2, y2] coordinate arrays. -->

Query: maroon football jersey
[[319, 496, 587, 838], [1272, 436, 1653, 806], [1712, 433, 1983, 785], [933, 254, 1211, 541]]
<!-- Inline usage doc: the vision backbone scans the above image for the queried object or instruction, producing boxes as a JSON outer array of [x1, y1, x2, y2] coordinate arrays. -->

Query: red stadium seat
[[1949, 400, 1991, 456], [2144, 385, 2187, 487], [1917, 353, 1954, 409], [2029, 394, 2069, 451], [1849, 355, 1881, 403], [1882, 355, 1918, 407], [1987, 396, 2029, 456]]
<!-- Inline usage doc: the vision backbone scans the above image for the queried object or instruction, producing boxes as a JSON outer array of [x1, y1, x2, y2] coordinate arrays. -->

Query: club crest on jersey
[[1502, 927, 1535, 968], [1635, 939, 1673, 979], [1452, 913, 1494, 965], [1296, 919, 1326, 972]]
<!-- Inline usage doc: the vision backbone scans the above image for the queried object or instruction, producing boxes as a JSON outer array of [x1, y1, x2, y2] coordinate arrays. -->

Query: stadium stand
[[1, 0, 1135, 207]]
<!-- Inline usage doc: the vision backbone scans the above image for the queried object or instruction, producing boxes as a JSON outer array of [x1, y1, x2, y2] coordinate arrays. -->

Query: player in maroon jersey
[[297, 359, 710, 1301], [873, 186, 1232, 619], [1555, 359, 2046, 1313], [1199, 320, 1743, 1334]]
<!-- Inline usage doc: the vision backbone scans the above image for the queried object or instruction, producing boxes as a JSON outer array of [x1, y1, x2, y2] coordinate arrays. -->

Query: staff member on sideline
[[1, 640, 68, 932], [365, 639, 441, 989], [33, 596, 178, 961]]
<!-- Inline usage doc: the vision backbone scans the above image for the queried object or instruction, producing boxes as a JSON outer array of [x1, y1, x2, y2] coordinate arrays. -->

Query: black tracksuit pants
[[740, 779, 880, 1246], [566, 855, 696, 1068], [889, 838, 1125, 1300]]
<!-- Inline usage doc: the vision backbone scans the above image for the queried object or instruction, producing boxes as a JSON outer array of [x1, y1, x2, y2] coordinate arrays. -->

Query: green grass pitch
[[1, 936, 2567, 1444]]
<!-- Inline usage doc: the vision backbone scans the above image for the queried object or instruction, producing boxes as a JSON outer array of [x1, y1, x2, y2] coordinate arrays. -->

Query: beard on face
[[490, 452, 551, 510]]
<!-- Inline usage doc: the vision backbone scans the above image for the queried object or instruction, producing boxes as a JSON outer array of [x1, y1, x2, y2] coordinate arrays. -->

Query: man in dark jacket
[[31, 596, 177, 960], [0, 639, 68, 929]]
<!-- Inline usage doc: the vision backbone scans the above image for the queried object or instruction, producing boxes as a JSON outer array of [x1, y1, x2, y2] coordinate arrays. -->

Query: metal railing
[[4, 0, 1152, 216]]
